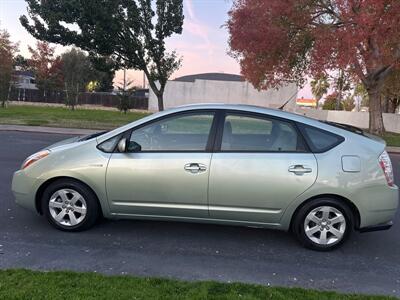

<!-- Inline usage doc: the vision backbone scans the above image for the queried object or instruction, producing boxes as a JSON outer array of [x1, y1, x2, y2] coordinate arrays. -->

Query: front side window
[[220, 114, 305, 152], [129, 112, 215, 151]]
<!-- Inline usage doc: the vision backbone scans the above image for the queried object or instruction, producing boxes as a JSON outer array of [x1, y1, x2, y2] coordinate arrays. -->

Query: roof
[[174, 73, 245, 83], [296, 98, 317, 107], [96, 103, 374, 147], [13, 70, 35, 77]]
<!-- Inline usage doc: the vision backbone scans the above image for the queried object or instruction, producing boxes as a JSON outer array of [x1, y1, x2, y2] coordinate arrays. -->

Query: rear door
[[208, 111, 317, 225]]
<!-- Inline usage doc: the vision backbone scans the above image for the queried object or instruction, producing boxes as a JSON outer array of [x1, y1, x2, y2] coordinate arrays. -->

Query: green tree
[[342, 96, 355, 112], [61, 48, 92, 110], [13, 54, 30, 71], [354, 83, 369, 108], [0, 28, 18, 108], [20, 0, 184, 111], [310, 75, 330, 109], [322, 93, 344, 111], [381, 68, 400, 113], [89, 56, 116, 92]]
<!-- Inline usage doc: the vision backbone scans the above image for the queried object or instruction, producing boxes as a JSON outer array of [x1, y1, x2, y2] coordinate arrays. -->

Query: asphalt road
[[1, 131, 399, 296]]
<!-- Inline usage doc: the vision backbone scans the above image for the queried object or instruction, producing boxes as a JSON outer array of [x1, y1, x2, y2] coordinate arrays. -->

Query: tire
[[292, 198, 353, 251], [41, 179, 100, 231]]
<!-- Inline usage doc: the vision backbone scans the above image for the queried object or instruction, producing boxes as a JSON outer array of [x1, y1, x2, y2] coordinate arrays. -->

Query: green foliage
[[310, 75, 330, 108], [61, 48, 92, 110], [342, 96, 355, 111], [322, 93, 344, 110], [0, 269, 395, 300], [0, 28, 18, 108], [0, 105, 150, 129], [20, 0, 184, 111]]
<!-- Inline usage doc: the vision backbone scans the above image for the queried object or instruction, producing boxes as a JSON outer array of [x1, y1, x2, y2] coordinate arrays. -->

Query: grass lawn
[[0, 105, 151, 130], [380, 132, 400, 147], [0, 269, 394, 300]]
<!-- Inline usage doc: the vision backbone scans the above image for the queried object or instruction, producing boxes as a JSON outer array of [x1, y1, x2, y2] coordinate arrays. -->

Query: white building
[[13, 70, 38, 90], [148, 73, 298, 111]]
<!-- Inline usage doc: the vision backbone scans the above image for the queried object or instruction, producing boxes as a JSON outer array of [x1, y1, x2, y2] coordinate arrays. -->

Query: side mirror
[[127, 141, 142, 152], [117, 138, 127, 153]]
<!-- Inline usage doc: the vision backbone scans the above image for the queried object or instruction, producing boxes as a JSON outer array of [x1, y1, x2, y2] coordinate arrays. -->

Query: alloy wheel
[[304, 206, 346, 245], [48, 188, 87, 226]]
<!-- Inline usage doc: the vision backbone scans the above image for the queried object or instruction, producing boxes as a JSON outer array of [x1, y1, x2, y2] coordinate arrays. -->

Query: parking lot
[[0, 131, 399, 296]]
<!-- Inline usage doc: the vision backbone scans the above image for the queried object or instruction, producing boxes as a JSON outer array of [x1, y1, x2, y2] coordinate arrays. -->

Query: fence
[[8, 87, 149, 110]]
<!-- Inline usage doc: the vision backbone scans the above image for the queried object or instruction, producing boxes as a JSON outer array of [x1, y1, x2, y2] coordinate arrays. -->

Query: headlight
[[21, 150, 50, 170]]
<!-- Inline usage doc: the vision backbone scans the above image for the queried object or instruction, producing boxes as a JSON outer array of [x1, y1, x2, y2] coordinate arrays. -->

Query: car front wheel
[[41, 179, 100, 231], [292, 198, 353, 251]]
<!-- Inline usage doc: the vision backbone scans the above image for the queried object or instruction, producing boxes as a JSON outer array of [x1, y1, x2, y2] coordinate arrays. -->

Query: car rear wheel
[[41, 179, 100, 231], [292, 198, 353, 251]]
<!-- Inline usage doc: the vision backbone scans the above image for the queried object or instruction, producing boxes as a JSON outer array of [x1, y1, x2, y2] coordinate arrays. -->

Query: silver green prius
[[12, 104, 399, 250]]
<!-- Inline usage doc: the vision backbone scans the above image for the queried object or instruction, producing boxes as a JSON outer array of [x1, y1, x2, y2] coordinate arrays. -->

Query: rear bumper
[[359, 221, 393, 233]]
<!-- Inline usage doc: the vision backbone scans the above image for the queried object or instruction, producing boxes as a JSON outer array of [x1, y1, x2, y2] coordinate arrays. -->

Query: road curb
[[0, 124, 99, 135], [386, 146, 400, 154]]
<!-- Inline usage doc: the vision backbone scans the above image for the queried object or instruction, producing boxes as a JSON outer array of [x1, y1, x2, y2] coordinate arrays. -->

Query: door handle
[[184, 163, 207, 174], [288, 165, 312, 175]]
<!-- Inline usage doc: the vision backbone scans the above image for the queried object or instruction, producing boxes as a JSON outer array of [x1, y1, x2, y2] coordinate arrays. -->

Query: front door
[[208, 112, 317, 225], [106, 111, 216, 218]]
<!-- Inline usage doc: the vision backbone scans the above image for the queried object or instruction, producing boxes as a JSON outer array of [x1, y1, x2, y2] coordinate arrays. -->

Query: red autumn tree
[[28, 41, 63, 98], [228, 0, 400, 134]]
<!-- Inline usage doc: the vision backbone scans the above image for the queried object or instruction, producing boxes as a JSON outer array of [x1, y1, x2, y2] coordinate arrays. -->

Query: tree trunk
[[156, 93, 164, 111], [368, 88, 385, 135]]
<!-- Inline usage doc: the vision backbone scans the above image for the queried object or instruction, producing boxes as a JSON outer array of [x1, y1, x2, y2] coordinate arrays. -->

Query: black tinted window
[[221, 114, 306, 152], [301, 125, 344, 152], [130, 113, 215, 151]]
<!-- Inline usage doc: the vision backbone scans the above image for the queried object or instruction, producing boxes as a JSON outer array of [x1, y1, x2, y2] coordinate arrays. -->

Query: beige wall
[[296, 108, 400, 133], [149, 79, 298, 112]]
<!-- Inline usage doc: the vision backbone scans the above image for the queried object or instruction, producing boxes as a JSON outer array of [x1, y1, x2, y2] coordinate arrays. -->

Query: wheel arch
[[35, 176, 104, 217], [289, 194, 361, 231]]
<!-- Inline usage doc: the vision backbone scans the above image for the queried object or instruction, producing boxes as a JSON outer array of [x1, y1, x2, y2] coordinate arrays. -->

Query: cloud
[[183, 0, 214, 57]]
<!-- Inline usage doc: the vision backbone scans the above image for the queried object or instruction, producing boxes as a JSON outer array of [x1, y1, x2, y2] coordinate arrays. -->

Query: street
[[0, 131, 399, 296]]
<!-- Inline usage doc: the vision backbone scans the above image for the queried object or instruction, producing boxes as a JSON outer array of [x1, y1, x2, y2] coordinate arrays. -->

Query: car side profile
[[12, 104, 399, 250]]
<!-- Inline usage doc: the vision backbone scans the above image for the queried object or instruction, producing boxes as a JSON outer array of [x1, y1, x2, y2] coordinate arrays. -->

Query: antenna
[[278, 91, 298, 110]]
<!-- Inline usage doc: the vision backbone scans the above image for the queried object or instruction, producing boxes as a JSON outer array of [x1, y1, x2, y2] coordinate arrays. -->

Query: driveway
[[0, 131, 399, 296]]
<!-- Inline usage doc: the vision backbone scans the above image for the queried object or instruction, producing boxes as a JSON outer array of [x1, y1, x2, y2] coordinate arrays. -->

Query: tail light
[[379, 151, 394, 187]]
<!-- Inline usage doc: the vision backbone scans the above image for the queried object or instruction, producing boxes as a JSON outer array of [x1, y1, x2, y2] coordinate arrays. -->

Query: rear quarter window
[[299, 124, 344, 153]]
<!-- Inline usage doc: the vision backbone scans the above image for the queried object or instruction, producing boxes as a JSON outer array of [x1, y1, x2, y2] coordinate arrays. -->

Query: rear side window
[[300, 125, 344, 153], [220, 113, 307, 152]]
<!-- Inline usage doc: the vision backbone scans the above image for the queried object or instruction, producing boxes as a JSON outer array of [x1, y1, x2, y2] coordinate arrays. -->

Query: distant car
[[12, 104, 398, 251]]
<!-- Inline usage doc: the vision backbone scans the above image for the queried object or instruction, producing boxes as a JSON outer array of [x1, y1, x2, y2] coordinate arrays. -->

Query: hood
[[45, 131, 108, 150]]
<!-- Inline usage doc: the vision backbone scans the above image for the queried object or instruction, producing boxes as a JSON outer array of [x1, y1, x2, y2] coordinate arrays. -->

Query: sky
[[0, 0, 311, 98]]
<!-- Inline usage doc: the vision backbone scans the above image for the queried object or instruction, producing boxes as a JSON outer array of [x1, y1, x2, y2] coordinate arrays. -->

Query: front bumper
[[12, 170, 43, 213]]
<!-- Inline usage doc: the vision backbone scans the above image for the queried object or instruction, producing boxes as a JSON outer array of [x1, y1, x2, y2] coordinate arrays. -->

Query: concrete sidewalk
[[1, 124, 400, 153]]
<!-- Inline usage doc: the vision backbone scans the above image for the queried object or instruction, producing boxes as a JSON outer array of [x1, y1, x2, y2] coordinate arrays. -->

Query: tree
[[381, 68, 400, 113], [310, 75, 330, 109], [89, 56, 116, 92], [342, 96, 356, 112], [20, 0, 184, 111], [28, 41, 63, 97], [60, 48, 92, 110], [0, 28, 18, 108], [332, 70, 351, 110], [228, 0, 400, 134], [322, 93, 344, 110], [13, 54, 30, 71], [354, 82, 369, 108]]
